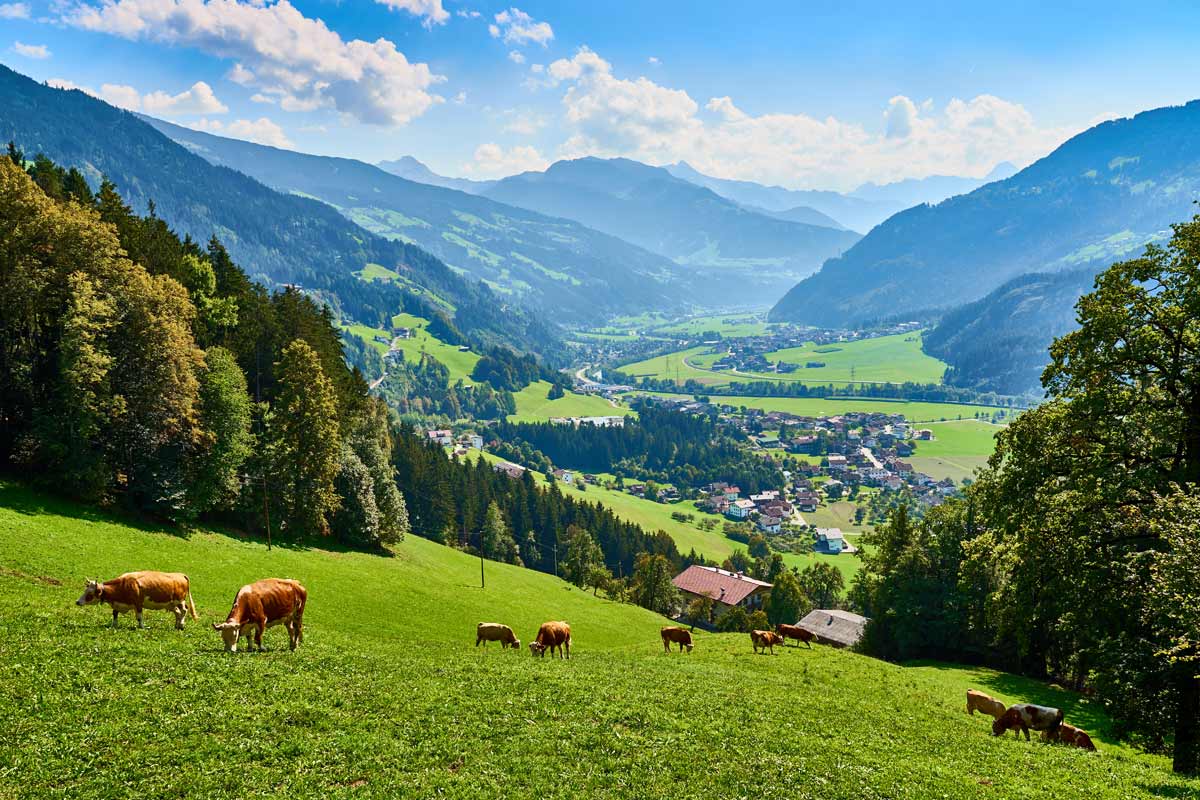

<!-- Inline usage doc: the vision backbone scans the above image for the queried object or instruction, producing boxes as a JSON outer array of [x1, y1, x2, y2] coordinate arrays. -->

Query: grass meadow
[[0, 483, 1194, 799]]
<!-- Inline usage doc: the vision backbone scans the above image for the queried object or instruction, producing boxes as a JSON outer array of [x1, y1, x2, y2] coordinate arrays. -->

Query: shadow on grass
[[904, 659, 1113, 739], [1138, 784, 1196, 797]]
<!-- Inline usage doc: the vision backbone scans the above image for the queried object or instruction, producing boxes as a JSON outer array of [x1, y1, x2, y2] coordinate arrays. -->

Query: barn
[[797, 609, 868, 648]]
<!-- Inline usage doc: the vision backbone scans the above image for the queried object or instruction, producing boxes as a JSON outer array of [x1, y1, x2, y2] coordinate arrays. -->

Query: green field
[[2, 483, 1193, 799], [389, 312, 481, 382], [508, 381, 627, 424], [908, 420, 1004, 483], [622, 333, 949, 389], [647, 313, 774, 338], [633, 391, 1013, 424]]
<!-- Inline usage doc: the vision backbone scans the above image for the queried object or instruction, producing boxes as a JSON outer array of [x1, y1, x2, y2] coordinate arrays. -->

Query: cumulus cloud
[[48, 78, 144, 111], [0, 3, 30, 19], [462, 142, 548, 177], [143, 81, 228, 116], [373, 0, 448, 26], [502, 109, 544, 135], [191, 116, 292, 148], [489, 7, 552, 47], [456, 8, 480, 18], [540, 47, 1077, 190], [647, 56, 660, 66], [64, 0, 444, 126], [12, 41, 51, 59], [507, 50, 525, 64]]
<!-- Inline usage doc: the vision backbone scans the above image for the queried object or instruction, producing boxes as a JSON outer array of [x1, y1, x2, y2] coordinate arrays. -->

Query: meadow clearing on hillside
[[631, 391, 1011, 424], [908, 420, 1005, 484], [0, 483, 1194, 799]]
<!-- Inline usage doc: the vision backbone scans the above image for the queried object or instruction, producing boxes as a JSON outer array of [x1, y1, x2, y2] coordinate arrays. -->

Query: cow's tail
[[186, 578, 199, 620], [294, 587, 307, 644]]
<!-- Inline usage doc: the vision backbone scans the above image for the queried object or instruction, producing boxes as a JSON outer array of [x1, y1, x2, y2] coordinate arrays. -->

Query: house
[[672, 565, 772, 615], [551, 469, 574, 484], [703, 496, 731, 514], [392, 327, 412, 339], [815, 528, 846, 554], [914, 429, 934, 441], [827, 454, 848, 471], [727, 499, 757, 519], [426, 429, 453, 447], [723, 486, 742, 501], [628, 483, 646, 497], [797, 609, 868, 648], [658, 486, 680, 501], [758, 515, 783, 534], [795, 491, 819, 512], [749, 490, 780, 506], [468, 434, 484, 450], [492, 461, 526, 480]]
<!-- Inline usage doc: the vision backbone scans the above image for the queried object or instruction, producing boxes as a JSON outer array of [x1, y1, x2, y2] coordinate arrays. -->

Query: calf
[[529, 620, 571, 659], [213, 579, 307, 653], [76, 571, 198, 629], [751, 629, 784, 655], [777, 623, 814, 648], [966, 689, 1007, 720], [992, 703, 1063, 741], [660, 626, 694, 653], [476, 622, 520, 649], [1042, 723, 1098, 752]]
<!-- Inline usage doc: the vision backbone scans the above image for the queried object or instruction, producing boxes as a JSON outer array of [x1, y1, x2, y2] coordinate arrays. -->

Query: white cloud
[[456, 8, 480, 18], [0, 3, 31, 19], [489, 7, 552, 47], [191, 116, 292, 148], [64, 0, 444, 127], [143, 81, 228, 116], [373, 0, 448, 26], [541, 47, 1077, 190], [250, 92, 274, 104], [647, 56, 660, 66], [12, 41, 51, 59], [507, 49, 525, 64], [502, 110, 544, 136], [462, 142, 548, 177], [48, 78, 144, 110], [452, 90, 467, 104]]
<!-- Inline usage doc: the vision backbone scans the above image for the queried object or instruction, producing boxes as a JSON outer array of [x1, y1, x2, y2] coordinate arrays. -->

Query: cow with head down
[[476, 622, 520, 649], [76, 571, 198, 630], [660, 626, 693, 653], [1042, 723, 1098, 752], [213, 578, 307, 653], [992, 703, 1063, 741], [529, 620, 571, 659], [751, 629, 784, 654]]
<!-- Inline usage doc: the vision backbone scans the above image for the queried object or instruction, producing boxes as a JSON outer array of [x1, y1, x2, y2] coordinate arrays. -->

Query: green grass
[[341, 323, 391, 354], [508, 381, 626, 423], [354, 262, 401, 283], [619, 346, 725, 385], [388, 312, 480, 383], [647, 313, 773, 338], [1, 482, 1193, 799], [908, 420, 1004, 483], [632, 391, 1013, 424]]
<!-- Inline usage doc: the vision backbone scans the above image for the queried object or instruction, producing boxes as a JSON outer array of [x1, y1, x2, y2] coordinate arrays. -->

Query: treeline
[[849, 216, 1200, 774], [389, 430, 681, 578], [610, 371, 1030, 409], [490, 400, 782, 493], [378, 353, 516, 422], [0, 149, 406, 548], [471, 345, 571, 393]]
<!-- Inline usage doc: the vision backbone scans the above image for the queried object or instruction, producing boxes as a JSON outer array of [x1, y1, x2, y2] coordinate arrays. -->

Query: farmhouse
[[758, 515, 783, 533], [727, 499, 757, 519], [426, 429, 453, 447], [797, 609, 868, 648], [672, 565, 772, 615], [492, 461, 527, 480], [815, 528, 847, 554]]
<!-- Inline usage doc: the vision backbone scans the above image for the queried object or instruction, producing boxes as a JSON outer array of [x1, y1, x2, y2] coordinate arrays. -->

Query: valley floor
[[1, 483, 1193, 799]]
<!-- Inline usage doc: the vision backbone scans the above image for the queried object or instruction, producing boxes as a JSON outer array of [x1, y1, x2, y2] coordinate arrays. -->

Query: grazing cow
[[476, 622, 520, 649], [660, 626, 694, 653], [1042, 723, 1098, 752], [992, 704, 1063, 741], [966, 689, 1007, 720], [777, 623, 814, 648], [76, 571, 198, 630], [212, 579, 307, 653], [751, 629, 784, 655], [529, 620, 571, 659]]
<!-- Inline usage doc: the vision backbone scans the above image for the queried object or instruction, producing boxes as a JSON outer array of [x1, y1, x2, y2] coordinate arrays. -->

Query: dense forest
[[490, 400, 783, 492], [851, 216, 1200, 774]]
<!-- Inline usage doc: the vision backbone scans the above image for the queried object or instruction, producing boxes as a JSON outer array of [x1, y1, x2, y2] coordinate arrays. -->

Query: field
[[389, 312, 481, 382], [622, 333, 948, 388], [507, 381, 626, 423], [646, 313, 774, 338], [633, 391, 1013, 424], [2, 483, 1194, 799], [908, 420, 1004, 483]]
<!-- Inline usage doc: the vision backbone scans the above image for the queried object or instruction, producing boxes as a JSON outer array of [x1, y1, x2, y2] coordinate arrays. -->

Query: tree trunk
[[1173, 661, 1200, 775]]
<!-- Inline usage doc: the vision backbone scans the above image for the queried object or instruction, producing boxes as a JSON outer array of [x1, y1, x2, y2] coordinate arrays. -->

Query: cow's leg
[[135, 607, 145, 629], [110, 608, 119, 628], [1022, 725, 1030, 742], [174, 604, 186, 630], [476, 637, 482, 647], [254, 623, 264, 652]]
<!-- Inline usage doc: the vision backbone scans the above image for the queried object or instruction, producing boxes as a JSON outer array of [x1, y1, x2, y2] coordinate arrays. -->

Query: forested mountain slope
[[770, 100, 1200, 327], [146, 118, 690, 322], [484, 157, 861, 304], [0, 64, 555, 356]]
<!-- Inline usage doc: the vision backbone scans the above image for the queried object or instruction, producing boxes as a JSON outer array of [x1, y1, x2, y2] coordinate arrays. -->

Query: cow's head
[[685, 643, 694, 653], [529, 641, 546, 657], [212, 621, 241, 652], [511, 639, 521, 650], [992, 710, 1016, 736], [76, 579, 102, 606]]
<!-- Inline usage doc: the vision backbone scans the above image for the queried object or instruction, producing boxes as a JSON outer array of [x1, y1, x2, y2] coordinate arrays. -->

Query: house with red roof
[[672, 565, 772, 616]]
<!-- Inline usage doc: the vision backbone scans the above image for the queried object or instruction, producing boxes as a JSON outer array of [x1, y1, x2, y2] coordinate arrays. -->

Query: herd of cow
[[73, 570, 1099, 753], [967, 689, 1098, 751]]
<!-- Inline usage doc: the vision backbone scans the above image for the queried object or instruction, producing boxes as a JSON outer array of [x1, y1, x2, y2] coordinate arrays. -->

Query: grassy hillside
[[506, 381, 625, 423], [1, 483, 1194, 798], [632, 392, 1012, 424], [908, 420, 1004, 483]]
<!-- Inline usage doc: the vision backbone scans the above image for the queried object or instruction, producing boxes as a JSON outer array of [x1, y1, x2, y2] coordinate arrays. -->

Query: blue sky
[[4, 0, 1200, 190]]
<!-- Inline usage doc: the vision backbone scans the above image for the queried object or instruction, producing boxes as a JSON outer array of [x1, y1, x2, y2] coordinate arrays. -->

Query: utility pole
[[552, 543, 558, 578], [479, 530, 486, 589]]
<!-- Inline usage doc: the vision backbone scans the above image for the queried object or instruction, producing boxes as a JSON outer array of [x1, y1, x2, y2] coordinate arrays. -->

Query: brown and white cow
[[212, 579, 307, 653], [992, 703, 1063, 741], [751, 629, 784, 655], [1042, 723, 1098, 752], [661, 626, 694, 653], [76, 571, 198, 629], [529, 620, 571, 659], [966, 689, 1007, 720], [777, 623, 814, 648], [476, 622, 520, 649]]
